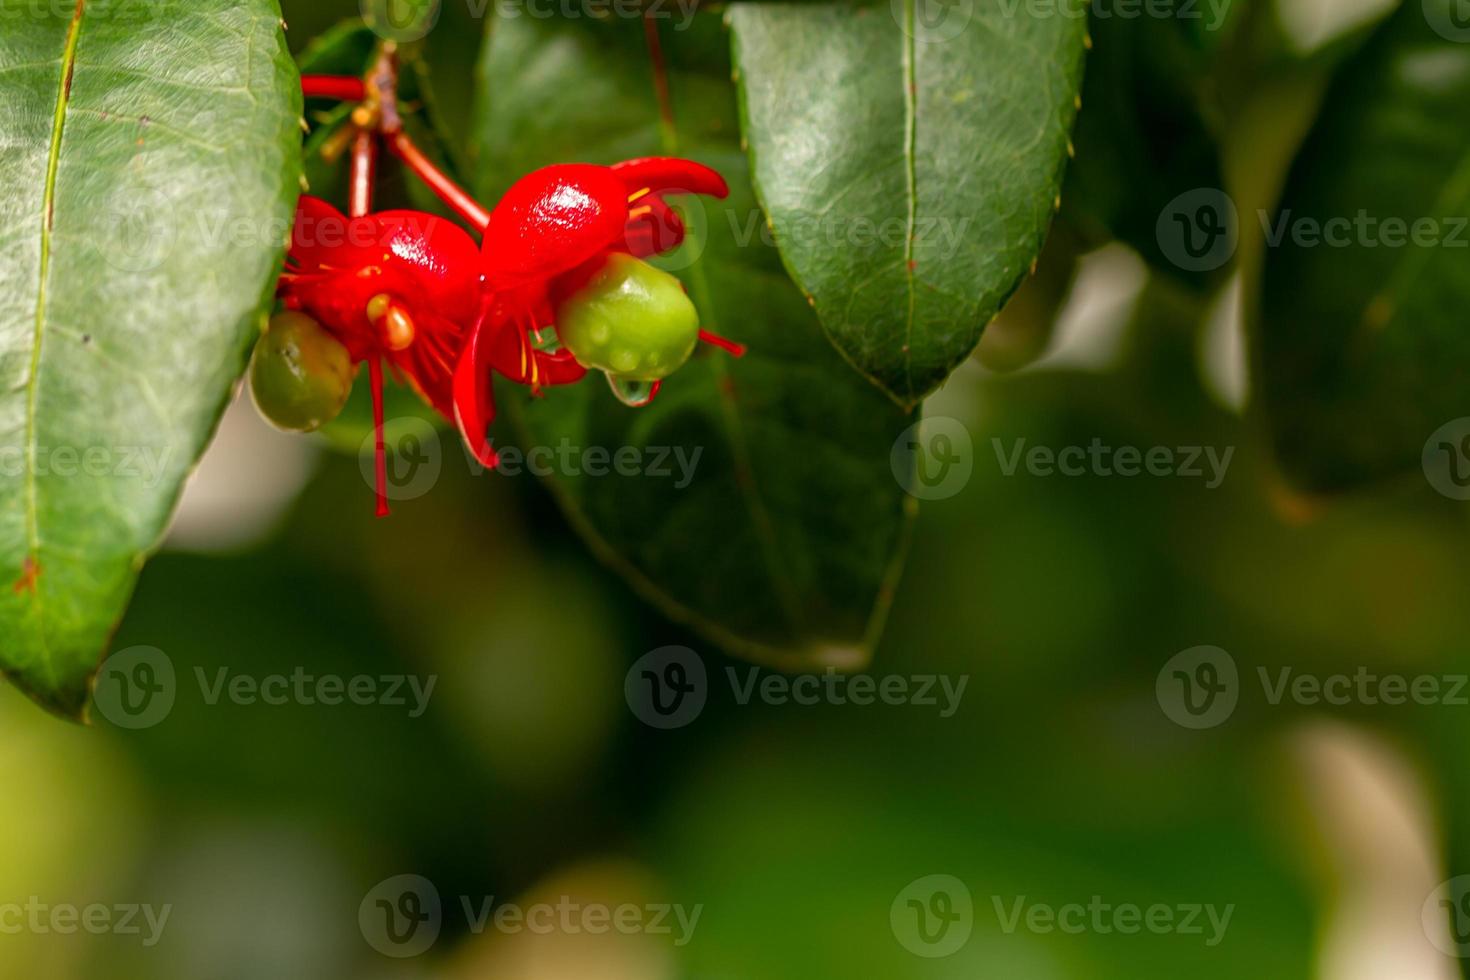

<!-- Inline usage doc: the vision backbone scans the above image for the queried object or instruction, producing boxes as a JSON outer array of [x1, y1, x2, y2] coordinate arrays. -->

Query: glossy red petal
[[482, 164, 629, 289], [369, 211, 483, 323], [611, 157, 729, 200], [452, 314, 499, 468]]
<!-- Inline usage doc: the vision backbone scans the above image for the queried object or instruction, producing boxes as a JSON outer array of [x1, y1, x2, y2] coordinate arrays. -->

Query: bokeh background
[[5, 0, 1470, 977]]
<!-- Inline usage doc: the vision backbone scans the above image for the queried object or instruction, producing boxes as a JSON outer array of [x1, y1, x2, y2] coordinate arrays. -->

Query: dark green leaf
[[473, 12, 913, 669], [1257, 0, 1470, 492], [0, 0, 303, 716], [727, 0, 1088, 407], [1063, 2, 1229, 287]]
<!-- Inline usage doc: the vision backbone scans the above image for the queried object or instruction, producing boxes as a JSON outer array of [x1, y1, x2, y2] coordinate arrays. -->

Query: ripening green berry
[[554, 252, 700, 383], [250, 311, 354, 432]]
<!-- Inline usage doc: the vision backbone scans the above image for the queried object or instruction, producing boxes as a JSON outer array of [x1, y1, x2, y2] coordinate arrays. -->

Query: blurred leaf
[[727, 0, 1088, 407], [0, 0, 302, 716], [975, 218, 1082, 372], [473, 12, 913, 669], [1257, 0, 1470, 492], [1063, 2, 1229, 287]]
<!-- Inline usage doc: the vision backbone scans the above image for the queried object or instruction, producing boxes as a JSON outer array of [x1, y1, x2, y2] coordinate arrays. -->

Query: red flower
[[452, 157, 731, 466], [280, 195, 481, 422]]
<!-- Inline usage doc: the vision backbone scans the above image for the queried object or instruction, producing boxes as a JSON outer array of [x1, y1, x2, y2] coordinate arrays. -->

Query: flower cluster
[[252, 67, 741, 515]]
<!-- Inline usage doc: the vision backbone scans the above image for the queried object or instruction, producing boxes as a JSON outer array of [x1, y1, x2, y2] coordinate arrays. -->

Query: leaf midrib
[[900, 0, 918, 404], [24, 0, 86, 673]]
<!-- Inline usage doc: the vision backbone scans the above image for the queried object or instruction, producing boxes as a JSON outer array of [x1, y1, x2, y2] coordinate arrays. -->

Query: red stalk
[[699, 329, 746, 358], [387, 130, 492, 233], [349, 128, 391, 518], [301, 75, 367, 102]]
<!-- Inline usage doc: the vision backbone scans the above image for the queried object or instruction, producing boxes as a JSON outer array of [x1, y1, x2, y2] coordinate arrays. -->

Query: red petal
[[452, 304, 499, 468], [369, 211, 483, 323], [483, 164, 629, 290], [624, 195, 686, 258], [288, 196, 350, 270], [612, 157, 729, 200]]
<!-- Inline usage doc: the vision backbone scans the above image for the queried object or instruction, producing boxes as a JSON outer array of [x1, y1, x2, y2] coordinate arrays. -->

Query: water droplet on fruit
[[607, 374, 656, 407]]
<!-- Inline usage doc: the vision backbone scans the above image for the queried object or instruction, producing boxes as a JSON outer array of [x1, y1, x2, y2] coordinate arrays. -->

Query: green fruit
[[554, 253, 700, 382], [250, 312, 354, 433]]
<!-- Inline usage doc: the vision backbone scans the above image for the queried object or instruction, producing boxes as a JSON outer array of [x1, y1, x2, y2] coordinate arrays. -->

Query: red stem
[[699, 329, 746, 358], [349, 128, 377, 220], [302, 75, 367, 102], [643, 14, 676, 145], [349, 130, 390, 517], [387, 130, 492, 233]]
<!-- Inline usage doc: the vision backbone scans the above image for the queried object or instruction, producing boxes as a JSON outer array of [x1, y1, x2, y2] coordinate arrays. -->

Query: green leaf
[[1063, 3, 1228, 287], [1257, 0, 1470, 492], [726, 0, 1088, 408], [473, 12, 914, 669], [0, 0, 303, 716]]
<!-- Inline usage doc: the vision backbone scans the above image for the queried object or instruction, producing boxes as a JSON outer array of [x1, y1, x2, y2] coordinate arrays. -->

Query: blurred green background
[[6, 0, 1470, 977]]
